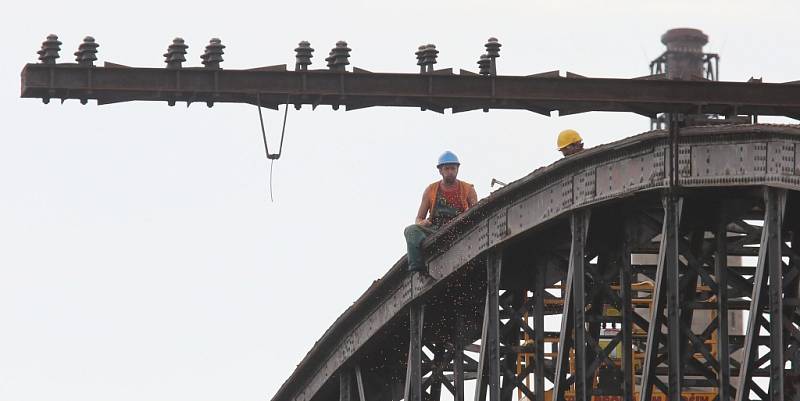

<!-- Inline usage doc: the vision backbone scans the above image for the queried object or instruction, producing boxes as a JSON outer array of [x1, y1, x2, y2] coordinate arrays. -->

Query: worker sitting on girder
[[557, 129, 585, 157], [404, 151, 478, 272]]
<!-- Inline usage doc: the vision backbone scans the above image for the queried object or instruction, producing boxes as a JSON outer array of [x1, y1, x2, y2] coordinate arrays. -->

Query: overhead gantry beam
[[19, 63, 800, 118], [21, 34, 800, 118]]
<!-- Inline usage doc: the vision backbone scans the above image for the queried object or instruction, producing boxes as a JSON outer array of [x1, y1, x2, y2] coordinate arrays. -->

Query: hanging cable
[[256, 93, 290, 202], [269, 159, 276, 202]]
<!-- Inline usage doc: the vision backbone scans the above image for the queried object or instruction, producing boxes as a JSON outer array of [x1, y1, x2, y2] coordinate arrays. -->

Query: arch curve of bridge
[[273, 124, 800, 401]]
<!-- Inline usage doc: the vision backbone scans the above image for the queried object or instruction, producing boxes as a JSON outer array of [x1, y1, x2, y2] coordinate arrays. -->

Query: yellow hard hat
[[557, 129, 583, 150]]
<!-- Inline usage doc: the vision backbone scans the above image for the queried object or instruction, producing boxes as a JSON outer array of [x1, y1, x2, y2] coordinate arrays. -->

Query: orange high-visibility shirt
[[425, 180, 473, 218]]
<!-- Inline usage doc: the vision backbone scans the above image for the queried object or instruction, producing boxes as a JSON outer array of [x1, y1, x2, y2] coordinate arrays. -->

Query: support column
[[789, 231, 800, 391], [341, 369, 353, 401], [355, 366, 366, 401], [715, 211, 731, 401], [735, 187, 786, 401], [534, 266, 546, 401], [767, 188, 785, 401], [553, 210, 590, 401], [573, 213, 589, 401], [475, 250, 502, 401], [454, 314, 466, 401], [405, 301, 424, 401], [640, 196, 683, 401], [665, 195, 682, 401], [501, 289, 524, 401], [487, 251, 502, 401], [620, 224, 634, 401]]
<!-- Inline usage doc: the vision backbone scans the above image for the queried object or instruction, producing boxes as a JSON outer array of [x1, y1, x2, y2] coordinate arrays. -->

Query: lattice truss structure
[[331, 187, 800, 401]]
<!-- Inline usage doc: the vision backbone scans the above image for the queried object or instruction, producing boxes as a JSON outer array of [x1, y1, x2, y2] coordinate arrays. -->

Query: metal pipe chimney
[[661, 28, 708, 80]]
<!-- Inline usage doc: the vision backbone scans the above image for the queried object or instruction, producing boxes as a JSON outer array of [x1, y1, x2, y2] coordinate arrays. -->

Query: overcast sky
[[2, 1, 799, 401]]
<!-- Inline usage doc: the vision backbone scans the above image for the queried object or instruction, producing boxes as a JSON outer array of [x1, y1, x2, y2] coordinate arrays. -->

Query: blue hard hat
[[437, 151, 460, 167]]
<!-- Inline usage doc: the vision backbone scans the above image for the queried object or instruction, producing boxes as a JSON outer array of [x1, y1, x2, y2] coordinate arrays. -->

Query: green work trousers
[[404, 224, 437, 272]]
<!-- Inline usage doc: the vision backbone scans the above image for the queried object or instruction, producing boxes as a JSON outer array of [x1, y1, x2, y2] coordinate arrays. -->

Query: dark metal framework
[[341, 185, 799, 401], [262, 126, 800, 401]]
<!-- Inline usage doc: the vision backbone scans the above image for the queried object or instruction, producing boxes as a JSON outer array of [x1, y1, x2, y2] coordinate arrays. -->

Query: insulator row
[[200, 38, 225, 69], [37, 34, 62, 64], [35, 34, 502, 74], [164, 37, 188, 69], [416, 44, 438, 73], [294, 41, 313, 71], [74, 36, 98, 66], [479, 37, 501, 75]]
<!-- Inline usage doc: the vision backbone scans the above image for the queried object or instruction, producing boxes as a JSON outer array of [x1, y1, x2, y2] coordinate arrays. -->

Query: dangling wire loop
[[256, 93, 291, 202], [256, 93, 290, 160]]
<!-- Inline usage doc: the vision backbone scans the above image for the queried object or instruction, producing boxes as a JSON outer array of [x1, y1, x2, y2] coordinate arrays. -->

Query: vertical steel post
[[552, 249, 574, 399], [767, 188, 785, 401], [791, 232, 800, 382], [554, 272, 573, 393], [534, 266, 546, 401], [735, 188, 785, 401], [475, 294, 490, 401], [585, 255, 605, 390], [355, 366, 366, 401], [553, 210, 590, 401], [620, 225, 634, 401], [501, 289, 523, 401], [405, 302, 424, 401], [572, 212, 589, 401], [431, 377, 443, 401], [665, 196, 682, 401], [454, 314, 466, 401], [391, 377, 404, 401], [640, 196, 683, 401], [678, 231, 702, 373], [340, 369, 353, 401], [715, 212, 731, 401], [475, 251, 502, 401], [487, 250, 502, 401]]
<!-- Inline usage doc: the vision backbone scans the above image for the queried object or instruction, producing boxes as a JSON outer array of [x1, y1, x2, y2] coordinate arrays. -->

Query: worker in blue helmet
[[404, 151, 478, 272]]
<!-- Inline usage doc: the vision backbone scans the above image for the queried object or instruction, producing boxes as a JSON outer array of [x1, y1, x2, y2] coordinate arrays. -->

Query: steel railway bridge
[[20, 28, 800, 401], [268, 124, 800, 401]]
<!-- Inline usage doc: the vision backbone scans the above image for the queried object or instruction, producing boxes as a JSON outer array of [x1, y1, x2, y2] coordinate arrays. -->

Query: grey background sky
[[1, 1, 798, 400]]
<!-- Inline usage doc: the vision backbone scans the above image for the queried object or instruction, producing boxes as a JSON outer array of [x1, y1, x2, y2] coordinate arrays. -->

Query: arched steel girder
[[272, 124, 800, 401]]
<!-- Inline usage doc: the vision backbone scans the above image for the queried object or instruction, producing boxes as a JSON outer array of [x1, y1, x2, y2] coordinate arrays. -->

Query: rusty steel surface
[[19, 63, 800, 118], [271, 124, 800, 401]]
